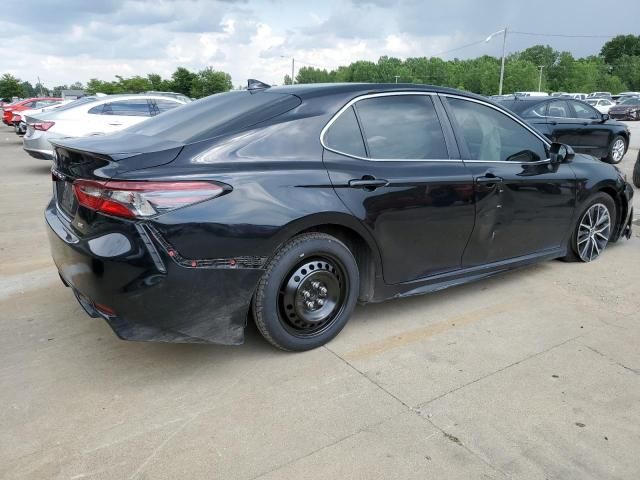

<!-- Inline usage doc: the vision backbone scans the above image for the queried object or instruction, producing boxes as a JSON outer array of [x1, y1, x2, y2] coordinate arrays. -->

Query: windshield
[[586, 100, 597, 105], [127, 90, 301, 143], [620, 97, 640, 105]]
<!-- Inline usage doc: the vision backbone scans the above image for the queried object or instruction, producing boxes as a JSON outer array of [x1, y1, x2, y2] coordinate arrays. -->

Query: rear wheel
[[604, 135, 626, 164], [564, 193, 616, 263], [253, 233, 359, 351]]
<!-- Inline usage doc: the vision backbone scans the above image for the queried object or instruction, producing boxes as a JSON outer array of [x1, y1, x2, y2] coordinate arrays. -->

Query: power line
[[431, 39, 488, 58], [510, 31, 617, 39]]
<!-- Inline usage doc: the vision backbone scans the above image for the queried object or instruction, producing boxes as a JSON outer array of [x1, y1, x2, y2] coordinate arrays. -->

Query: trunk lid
[[50, 132, 185, 220]]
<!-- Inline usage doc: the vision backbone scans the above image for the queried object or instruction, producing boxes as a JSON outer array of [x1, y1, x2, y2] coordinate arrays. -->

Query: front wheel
[[604, 135, 626, 164], [564, 193, 616, 263], [253, 233, 359, 351]]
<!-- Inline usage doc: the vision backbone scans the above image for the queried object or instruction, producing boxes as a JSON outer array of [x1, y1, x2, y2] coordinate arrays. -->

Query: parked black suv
[[46, 83, 634, 351]]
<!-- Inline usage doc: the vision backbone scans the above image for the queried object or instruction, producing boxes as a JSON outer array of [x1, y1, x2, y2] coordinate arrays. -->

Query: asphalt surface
[[1, 123, 639, 480]]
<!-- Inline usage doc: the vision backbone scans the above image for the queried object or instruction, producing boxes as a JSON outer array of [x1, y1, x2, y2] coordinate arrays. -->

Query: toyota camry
[[46, 82, 634, 351]]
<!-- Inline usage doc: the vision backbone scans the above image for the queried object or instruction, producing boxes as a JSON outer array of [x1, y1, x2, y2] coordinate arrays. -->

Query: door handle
[[348, 177, 389, 190], [476, 175, 503, 185]]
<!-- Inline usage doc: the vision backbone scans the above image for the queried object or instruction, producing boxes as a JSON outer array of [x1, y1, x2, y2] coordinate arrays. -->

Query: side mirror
[[549, 143, 575, 164], [601, 113, 610, 122]]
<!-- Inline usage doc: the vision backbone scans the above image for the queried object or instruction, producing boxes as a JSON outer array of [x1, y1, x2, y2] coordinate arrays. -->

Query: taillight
[[72, 179, 226, 219], [32, 121, 55, 131]]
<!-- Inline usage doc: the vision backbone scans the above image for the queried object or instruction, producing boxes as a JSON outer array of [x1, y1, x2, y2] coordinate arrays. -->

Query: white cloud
[[1, 0, 639, 89]]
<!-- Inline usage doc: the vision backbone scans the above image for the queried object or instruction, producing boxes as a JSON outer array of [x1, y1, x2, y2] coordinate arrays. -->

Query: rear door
[[568, 100, 610, 157], [545, 99, 585, 149], [322, 93, 475, 284]]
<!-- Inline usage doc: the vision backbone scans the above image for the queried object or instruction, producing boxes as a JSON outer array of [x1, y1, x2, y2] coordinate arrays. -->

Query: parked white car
[[568, 93, 587, 100], [23, 94, 188, 160], [514, 91, 549, 97], [586, 98, 616, 114]]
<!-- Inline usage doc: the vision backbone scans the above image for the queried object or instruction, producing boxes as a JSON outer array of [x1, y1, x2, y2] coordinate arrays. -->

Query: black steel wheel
[[253, 233, 359, 351], [563, 193, 616, 263]]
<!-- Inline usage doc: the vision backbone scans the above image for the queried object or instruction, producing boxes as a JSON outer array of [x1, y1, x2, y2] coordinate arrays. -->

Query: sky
[[1, 0, 639, 88]]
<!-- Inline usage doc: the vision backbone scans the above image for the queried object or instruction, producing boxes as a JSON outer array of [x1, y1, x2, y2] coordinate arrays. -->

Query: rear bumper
[[45, 200, 264, 345]]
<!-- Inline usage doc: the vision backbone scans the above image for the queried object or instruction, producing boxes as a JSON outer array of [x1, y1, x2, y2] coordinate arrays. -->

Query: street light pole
[[280, 56, 295, 85], [486, 27, 508, 95], [394, 75, 400, 84], [538, 65, 545, 92], [499, 27, 507, 96]]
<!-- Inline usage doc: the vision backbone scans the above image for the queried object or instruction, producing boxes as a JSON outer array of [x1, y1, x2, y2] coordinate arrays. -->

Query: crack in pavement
[[581, 343, 640, 376]]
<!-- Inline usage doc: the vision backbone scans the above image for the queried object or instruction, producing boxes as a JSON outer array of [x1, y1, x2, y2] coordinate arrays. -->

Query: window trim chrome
[[320, 90, 553, 165], [319, 91, 460, 163]]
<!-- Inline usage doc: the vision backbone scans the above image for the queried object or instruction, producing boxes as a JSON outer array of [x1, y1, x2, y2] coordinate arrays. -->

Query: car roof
[[266, 82, 488, 102]]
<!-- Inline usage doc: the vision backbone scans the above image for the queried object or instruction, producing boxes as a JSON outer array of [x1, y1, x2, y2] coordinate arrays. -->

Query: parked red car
[[2, 97, 61, 125]]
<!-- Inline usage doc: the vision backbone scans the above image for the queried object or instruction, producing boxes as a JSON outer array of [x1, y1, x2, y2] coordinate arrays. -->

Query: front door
[[441, 96, 577, 266], [322, 93, 475, 284]]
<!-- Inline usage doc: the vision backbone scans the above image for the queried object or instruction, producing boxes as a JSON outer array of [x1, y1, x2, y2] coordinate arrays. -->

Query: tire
[[563, 193, 616, 263], [253, 233, 359, 351], [603, 135, 626, 164], [633, 152, 640, 188]]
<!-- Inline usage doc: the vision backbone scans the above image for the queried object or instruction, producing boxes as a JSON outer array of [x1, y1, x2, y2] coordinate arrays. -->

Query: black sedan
[[46, 83, 634, 351], [609, 96, 640, 121], [498, 97, 631, 164]]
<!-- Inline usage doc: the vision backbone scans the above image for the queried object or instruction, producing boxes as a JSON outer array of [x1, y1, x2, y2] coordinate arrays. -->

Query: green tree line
[[289, 35, 640, 95], [0, 66, 232, 100], [2, 35, 639, 101]]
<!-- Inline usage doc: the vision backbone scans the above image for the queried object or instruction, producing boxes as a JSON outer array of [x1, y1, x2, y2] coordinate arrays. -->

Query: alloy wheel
[[611, 138, 625, 163], [279, 257, 348, 337], [576, 203, 611, 262]]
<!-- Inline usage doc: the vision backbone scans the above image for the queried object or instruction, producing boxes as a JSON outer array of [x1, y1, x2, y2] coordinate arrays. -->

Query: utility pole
[[394, 75, 400, 84], [37, 76, 43, 96], [485, 27, 508, 95], [280, 56, 295, 85], [538, 65, 545, 92]]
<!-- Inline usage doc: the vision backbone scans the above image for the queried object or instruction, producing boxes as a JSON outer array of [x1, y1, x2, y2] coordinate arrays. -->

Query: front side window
[[103, 99, 152, 117], [572, 101, 600, 120], [547, 101, 571, 118], [324, 106, 366, 157], [355, 95, 448, 159], [446, 98, 547, 163]]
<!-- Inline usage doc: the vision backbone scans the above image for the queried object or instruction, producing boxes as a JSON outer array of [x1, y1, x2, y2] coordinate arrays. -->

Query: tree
[[70, 81, 84, 90], [283, 74, 292, 85], [516, 45, 558, 70], [295, 67, 332, 84], [600, 35, 640, 65], [612, 55, 640, 90], [21, 81, 36, 97], [171, 67, 197, 96], [0, 74, 25, 99], [51, 85, 68, 97], [190, 67, 232, 98]]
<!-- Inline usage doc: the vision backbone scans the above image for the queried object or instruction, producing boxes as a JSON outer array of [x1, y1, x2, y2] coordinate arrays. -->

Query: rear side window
[[128, 91, 301, 143], [354, 95, 448, 159], [324, 106, 366, 157], [521, 103, 547, 118], [103, 99, 152, 117], [547, 101, 571, 118]]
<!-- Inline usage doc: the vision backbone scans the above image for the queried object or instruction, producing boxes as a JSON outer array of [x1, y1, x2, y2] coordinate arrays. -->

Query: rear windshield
[[53, 97, 99, 112], [127, 90, 302, 143], [496, 100, 541, 114]]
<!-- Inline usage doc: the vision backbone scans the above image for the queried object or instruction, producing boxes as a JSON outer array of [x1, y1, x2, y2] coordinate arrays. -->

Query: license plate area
[[54, 179, 78, 218]]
